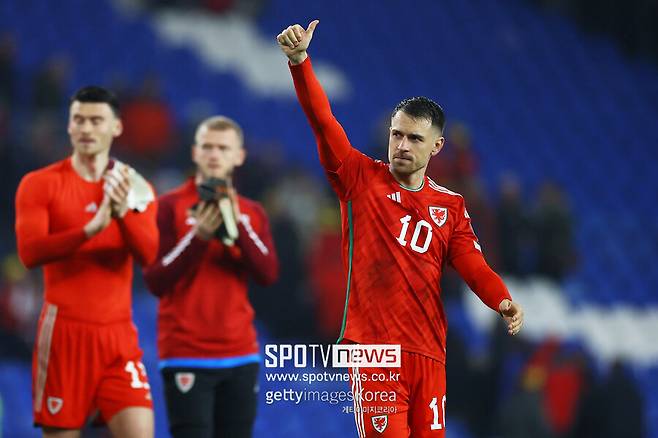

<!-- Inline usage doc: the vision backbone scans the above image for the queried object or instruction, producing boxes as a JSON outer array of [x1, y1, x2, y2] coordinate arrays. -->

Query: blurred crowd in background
[[533, 0, 658, 62], [0, 0, 654, 437]]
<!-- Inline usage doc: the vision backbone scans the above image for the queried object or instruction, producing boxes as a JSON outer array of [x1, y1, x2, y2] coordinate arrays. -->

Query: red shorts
[[32, 302, 152, 429], [350, 351, 446, 438]]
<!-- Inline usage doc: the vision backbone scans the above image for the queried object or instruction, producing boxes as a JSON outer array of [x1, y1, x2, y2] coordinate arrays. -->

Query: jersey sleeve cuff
[[289, 55, 312, 74]]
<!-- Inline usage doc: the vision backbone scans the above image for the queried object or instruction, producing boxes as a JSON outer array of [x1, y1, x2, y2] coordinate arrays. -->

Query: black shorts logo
[[175, 372, 196, 393]]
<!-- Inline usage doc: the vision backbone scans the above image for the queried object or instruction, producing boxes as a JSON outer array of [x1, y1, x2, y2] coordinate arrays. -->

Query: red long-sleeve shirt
[[291, 57, 511, 362], [14, 158, 158, 323], [143, 179, 279, 360]]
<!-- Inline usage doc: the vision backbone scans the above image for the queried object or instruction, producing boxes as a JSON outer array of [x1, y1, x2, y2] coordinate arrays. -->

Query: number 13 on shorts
[[125, 360, 150, 390], [429, 395, 446, 430]]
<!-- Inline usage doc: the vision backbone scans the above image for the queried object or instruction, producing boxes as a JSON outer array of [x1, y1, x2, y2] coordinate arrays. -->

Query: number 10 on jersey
[[396, 215, 433, 254]]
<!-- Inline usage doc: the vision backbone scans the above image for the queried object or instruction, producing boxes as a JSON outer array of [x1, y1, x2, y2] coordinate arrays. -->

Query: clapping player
[[15, 86, 157, 438], [143, 116, 279, 438]]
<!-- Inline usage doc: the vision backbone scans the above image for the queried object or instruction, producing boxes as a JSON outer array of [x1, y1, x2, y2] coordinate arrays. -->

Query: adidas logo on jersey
[[387, 192, 401, 203]]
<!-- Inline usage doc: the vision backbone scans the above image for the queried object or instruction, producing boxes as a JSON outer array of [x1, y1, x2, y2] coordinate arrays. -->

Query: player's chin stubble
[[391, 160, 420, 176]]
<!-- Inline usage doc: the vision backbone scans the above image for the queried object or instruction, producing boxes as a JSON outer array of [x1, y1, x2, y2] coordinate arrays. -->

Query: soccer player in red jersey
[[277, 21, 525, 437], [14, 86, 158, 437], [143, 116, 279, 438]]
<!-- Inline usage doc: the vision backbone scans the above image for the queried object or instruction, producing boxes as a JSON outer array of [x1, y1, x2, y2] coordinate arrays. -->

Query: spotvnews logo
[[264, 344, 401, 368]]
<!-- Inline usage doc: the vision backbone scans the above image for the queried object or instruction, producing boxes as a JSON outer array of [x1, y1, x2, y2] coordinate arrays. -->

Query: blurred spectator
[[532, 181, 576, 280], [203, 0, 236, 14], [249, 213, 313, 340], [571, 359, 645, 438], [500, 365, 555, 438], [427, 121, 479, 192], [235, 141, 283, 201], [538, 0, 658, 62], [146, 0, 265, 17], [568, 355, 599, 438], [250, 184, 315, 340], [446, 329, 499, 438], [28, 113, 67, 166], [364, 112, 390, 162], [265, 168, 325, 247], [543, 345, 588, 437], [0, 34, 16, 110], [149, 166, 187, 196], [151, 0, 215, 10], [439, 266, 463, 302], [496, 173, 533, 276], [0, 35, 17, 233], [307, 202, 344, 342], [0, 254, 41, 361], [425, 123, 498, 266], [117, 73, 177, 161], [225, 150, 326, 342], [522, 339, 592, 437], [445, 330, 471, 420], [28, 55, 72, 169], [460, 179, 499, 268], [231, 0, 266, 17], [32, 54, 71, 113], [446, 123, 479, 187]]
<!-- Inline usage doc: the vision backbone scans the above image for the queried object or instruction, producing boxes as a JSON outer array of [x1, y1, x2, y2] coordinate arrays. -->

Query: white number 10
[[429, 395, 446, 430], [396, 215, 433, 254]]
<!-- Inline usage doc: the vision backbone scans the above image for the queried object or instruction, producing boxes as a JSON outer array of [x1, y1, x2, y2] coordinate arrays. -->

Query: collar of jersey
[[398, 178, 425, 192]]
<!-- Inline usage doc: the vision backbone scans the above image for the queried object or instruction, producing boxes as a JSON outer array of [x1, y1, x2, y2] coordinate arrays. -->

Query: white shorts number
[[429, 394, 446, 430], [125, 360, 150, 390]]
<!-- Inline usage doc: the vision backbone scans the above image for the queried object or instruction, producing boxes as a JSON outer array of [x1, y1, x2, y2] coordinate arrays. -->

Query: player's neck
[[71, 151, 109, 182], [390, 167, 425, 191], [195, 171, 204, 185], [195, 171, 231, 185]]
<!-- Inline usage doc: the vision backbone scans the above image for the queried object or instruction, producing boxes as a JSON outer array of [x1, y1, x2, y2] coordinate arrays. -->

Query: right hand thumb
[[306, 19, 319, 35]]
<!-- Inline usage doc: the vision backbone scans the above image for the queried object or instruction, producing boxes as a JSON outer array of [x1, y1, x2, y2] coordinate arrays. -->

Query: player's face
[[388, 111, 444, 177], [67, 101, 122, 157], [192, 127, 245, 180]]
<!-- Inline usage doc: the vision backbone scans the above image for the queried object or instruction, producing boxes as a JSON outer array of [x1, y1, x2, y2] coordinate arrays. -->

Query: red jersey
[[143, 179, 278, 360], [332, 152, 481, 362], [290, 58, 511, 363], [15, 158, 158, 323]]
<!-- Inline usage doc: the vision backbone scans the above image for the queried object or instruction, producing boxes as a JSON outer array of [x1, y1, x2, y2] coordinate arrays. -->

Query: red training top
[[143, 179, 279, 360]]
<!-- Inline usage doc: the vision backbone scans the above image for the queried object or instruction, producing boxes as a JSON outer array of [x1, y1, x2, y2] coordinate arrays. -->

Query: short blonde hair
[[195, 115, 244, 146]]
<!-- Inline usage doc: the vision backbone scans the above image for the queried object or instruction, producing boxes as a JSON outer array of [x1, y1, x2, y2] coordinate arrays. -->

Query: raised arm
[[277, 21, 352, 171]]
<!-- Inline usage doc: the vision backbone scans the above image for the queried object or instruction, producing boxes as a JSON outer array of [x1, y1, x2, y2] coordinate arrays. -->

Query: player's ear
[[191, 144, 198, 163], [113, 118, 123, 138], [235, 146, 246, 168], [431, 136, 445, 157]]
